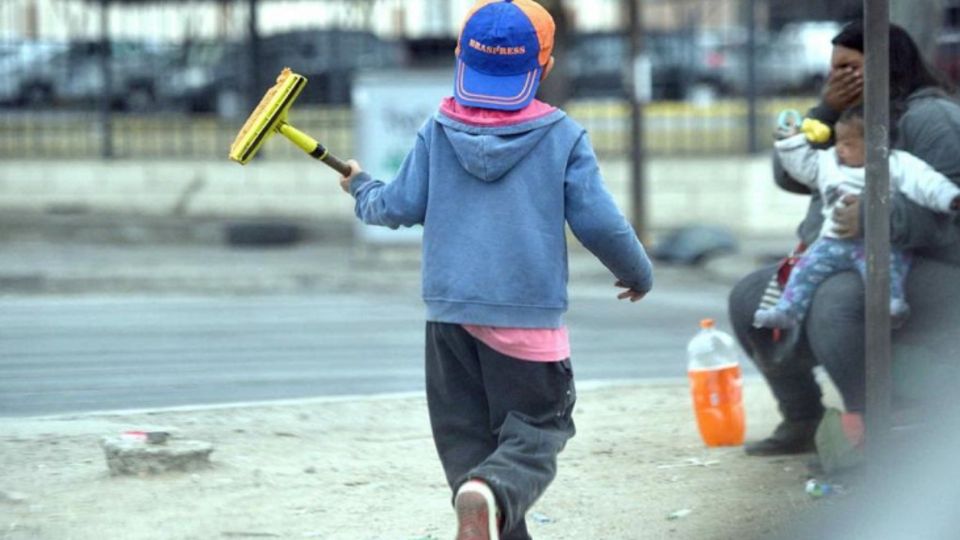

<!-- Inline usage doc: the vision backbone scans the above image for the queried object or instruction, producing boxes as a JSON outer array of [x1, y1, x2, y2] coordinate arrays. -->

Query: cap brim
[[454, 58, 541, 111]]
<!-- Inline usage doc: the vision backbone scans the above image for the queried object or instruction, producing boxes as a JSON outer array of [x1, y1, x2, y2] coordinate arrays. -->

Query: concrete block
[[101, 436, 214, 476]]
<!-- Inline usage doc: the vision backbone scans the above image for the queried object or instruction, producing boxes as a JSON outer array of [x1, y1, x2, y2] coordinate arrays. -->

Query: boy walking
[[339, 1, 653, 538]]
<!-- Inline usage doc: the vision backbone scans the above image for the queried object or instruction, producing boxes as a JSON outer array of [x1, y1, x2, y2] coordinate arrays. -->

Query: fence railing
[[0, 0, 834, 161]]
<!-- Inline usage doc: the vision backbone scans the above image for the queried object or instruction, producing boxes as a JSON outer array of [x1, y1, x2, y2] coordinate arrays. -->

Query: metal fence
[[0, 0, 897, 161]]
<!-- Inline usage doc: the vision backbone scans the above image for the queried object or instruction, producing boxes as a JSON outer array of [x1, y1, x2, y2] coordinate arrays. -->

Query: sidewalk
[[0, 213, 825, 539], [0, 381, 825, 540]]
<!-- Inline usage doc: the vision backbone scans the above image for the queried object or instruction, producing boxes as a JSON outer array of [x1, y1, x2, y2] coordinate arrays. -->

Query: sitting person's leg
[[806, 271, 866, 413], [891, 257, 960, 408], [754, 239, 855, 329], [729, 265, 824, 455]]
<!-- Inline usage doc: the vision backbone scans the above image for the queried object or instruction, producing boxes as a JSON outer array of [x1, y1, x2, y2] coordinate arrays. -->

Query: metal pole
[[745, 0, 758, 153], [863, 0, 891, 474], [628, 0, 647, 240], [99, 0, 113, 159]]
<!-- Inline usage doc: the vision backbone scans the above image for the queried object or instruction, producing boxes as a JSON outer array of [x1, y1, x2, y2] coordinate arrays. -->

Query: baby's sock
[[753, 308, 798, 330], [890, 298, 911, 329]]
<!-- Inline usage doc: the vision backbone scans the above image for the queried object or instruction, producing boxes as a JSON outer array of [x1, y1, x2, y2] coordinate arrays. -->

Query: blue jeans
[[777, 238, 912, 323]]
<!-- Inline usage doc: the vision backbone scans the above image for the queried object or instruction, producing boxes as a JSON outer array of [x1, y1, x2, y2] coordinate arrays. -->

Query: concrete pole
[[863, 0, 892, 474]]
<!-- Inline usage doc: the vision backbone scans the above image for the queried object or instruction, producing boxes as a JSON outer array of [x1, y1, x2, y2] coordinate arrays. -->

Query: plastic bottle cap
[[700, 318, 715, 329]]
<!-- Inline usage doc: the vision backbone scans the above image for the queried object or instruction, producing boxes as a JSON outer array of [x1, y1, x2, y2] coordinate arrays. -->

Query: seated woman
[[728, 20, 960, 456]]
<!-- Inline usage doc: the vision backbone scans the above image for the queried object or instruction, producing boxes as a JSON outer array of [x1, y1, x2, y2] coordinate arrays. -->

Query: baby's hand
[[339, 160, 363, 194], [615, 280, 646, 303]]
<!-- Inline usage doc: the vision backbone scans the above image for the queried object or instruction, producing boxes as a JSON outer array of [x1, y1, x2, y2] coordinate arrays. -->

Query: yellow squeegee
[[229, 68, 352, 176]]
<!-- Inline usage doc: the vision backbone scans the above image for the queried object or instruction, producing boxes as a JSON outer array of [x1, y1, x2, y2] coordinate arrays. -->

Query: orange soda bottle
[[686, 318, 745, 446]]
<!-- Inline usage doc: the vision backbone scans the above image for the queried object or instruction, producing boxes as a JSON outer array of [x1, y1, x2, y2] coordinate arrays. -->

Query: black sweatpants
[[425, 322, 576, 540]]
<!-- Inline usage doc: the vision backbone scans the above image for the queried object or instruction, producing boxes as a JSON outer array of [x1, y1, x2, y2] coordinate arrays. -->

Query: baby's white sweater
[[775, 133, 960, 239]]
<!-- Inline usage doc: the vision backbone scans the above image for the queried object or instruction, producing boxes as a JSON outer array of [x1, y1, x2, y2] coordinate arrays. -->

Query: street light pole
[[863, 0, 892, 474]]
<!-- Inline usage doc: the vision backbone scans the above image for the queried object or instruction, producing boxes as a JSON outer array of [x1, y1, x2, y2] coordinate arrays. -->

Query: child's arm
[[773, 133, 822, 189], [893, 152, 960, 213], [341, 134, 430, 229], [564, 133, 653, 298]]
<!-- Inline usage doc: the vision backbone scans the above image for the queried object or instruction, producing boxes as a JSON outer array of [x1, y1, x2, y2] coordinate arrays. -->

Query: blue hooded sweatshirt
[[348, 105, 653, 328]]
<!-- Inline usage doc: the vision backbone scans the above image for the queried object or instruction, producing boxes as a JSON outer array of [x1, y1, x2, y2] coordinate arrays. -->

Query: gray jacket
[[774, 88, 960, 266]]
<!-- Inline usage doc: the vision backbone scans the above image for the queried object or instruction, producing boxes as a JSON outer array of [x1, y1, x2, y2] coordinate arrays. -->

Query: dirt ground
[[0, 380, 829, 540]]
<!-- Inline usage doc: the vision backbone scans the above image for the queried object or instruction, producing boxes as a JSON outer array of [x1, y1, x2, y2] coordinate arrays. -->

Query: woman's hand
[[615, 280, 647, 302], [832, 193, 862, 238], [823, 66, 863, 113]]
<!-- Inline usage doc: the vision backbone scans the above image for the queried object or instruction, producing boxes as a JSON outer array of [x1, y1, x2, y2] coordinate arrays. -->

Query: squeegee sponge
[[228, 68, 307, 164]]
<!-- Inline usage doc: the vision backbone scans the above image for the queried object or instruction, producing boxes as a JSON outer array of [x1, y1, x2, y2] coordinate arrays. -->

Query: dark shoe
[[744, 419, 820, 456]]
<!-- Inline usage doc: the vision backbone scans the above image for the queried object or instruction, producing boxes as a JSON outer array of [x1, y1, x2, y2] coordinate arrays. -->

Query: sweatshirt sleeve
[[348, 134, 429, 229], [893, 152, 960, 212], [773, 134, 821, 189], [564, 132, 653, 294], [773, 102, 841, 194], [883, 97, 960, 251]]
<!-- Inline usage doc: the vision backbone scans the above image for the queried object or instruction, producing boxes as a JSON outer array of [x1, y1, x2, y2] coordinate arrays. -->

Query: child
[[338, 1, 653, 538], [754, 106, 960, 330]]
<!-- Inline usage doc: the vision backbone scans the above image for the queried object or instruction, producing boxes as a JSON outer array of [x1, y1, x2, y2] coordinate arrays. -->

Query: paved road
[[0, 273, 747, 417]]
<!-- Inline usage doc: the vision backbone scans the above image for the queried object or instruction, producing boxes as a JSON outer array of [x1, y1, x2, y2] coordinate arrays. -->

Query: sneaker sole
[[455, 488, 499, 540]]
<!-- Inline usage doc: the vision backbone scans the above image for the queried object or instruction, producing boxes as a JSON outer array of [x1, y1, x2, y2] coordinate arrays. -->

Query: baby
[[754, 106, 960, 330]]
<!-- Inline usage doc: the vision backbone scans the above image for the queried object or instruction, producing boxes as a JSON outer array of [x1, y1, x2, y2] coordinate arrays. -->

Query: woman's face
[[823, 45, 866, 110], [831, 45, 865, 76]]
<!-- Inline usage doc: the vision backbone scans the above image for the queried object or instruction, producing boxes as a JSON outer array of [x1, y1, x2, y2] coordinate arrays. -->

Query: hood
[[906, 86, 952, 104], [434, 106, 566, 183]]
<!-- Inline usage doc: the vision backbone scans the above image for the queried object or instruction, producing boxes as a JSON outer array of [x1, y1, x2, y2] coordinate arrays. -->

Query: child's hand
[[832, 193, 862, 238], [615, 280, 646, 302], [339, 160, 363, 193]]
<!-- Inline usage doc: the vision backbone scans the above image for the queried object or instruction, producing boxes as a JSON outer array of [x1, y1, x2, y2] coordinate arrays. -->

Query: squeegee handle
[[278, 122, 353, 177]]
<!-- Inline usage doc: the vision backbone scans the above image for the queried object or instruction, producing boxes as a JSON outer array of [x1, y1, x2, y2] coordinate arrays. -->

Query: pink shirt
[[462, 325, 570, 362], [440, 97, 571, 363]]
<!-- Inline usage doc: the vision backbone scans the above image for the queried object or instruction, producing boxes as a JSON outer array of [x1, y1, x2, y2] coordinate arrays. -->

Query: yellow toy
[[777, 109, 832, 144]]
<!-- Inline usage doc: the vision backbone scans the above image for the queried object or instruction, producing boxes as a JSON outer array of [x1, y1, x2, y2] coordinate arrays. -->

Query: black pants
[[728, 258, 960, 419], [425, 322, 576, 540]]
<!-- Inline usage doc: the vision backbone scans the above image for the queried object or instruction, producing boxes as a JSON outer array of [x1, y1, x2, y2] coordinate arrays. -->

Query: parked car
[[566, 22, 839, 103], [0, 39, 176, 111], [0, 40, 67, 106], [155, 40, 247, 116], [715, 21, 839, 96], [568, 30, 757, 101], [157, 29, 403, 117]]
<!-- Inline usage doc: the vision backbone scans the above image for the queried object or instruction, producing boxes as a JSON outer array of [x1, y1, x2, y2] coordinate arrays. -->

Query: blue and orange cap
[[454, 0, 556, 111]]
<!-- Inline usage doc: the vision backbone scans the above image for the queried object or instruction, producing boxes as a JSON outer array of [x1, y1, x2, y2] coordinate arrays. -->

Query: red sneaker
[[840, 412, 864, 448], [455, 480, 499, 540]]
